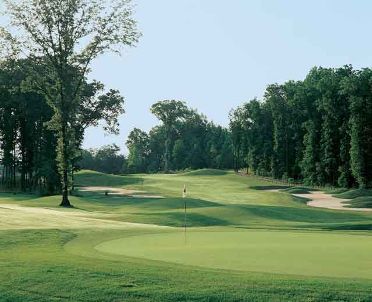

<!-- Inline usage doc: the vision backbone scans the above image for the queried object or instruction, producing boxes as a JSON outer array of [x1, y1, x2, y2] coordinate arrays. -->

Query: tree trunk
[[59, 123, 71, 207], [164, 137, 170, 172], [60, 168, 71, 207]]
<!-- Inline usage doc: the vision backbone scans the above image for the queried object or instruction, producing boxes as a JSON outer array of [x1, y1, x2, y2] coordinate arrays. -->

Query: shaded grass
[[281, 187, 313, 194], [334, 188, 372, 199], [343, 196, 372, 208], [75, 170, 143, 187]]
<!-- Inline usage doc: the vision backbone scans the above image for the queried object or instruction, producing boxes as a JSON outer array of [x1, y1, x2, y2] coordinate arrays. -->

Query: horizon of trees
[[230, 65, 372, 188], [79, 145, 126, 175], [2, 61, 371, 194], [126, 100, 234, 173], [79, 100, 234, 174]]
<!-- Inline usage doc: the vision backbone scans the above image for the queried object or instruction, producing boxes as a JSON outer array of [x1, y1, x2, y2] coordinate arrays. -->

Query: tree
[[1, 0, 140, 206], [126, 128, 149, 173], [150, 100, 189, 172]]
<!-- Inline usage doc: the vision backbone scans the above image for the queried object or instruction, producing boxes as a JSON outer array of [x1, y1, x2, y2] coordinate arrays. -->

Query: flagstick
[[184, 199, 187, 244], [183, 184, 187, 244]]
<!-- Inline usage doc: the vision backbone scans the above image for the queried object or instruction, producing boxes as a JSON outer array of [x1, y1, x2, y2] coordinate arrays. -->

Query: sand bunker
[[293, 191, 372, 212]]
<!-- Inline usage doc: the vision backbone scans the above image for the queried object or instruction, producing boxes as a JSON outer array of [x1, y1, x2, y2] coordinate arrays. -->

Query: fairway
[[96, 229, 372, 279]]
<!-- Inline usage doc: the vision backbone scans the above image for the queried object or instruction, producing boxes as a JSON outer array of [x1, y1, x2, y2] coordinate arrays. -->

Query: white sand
[[293, 191, 372, 212]]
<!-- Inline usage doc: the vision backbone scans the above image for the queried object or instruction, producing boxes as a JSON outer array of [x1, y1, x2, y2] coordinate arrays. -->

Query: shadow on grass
[[321, 223, 372, 231], [127, 212, 230, 227], [234, 204, 368, 223], [0, 192, 40, 201], [77, 193, 223, 210]]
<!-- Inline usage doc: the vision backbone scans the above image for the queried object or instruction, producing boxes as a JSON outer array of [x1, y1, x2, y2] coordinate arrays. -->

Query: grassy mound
[[181, 169, 228, 176], [75, 170, 142, 187], [343, 196, 372, 208], [281, 187, 312, 194], [250, 185, 288, 190], [328, 188, 349, 194], [334, 188, 372, 199]]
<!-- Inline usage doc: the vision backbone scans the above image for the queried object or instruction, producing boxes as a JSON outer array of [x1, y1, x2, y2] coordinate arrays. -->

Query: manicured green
[[96, 228, 372, 279]]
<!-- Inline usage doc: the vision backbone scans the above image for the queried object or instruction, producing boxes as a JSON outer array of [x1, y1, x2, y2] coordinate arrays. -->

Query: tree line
[[79, 100, 234, 174], [126, 100, 233, 173], [230, 65, 372, 188]]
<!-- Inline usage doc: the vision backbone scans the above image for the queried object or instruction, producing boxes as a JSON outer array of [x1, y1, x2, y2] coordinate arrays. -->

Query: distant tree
[[126, 128, 149, 173], [229, 107, 245, 172], [78, 145, 125, 175], [1, 0, 140, 206], [150, 100, 189, 172]]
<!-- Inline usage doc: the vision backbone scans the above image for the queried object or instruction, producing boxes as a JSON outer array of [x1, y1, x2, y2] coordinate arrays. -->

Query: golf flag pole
[[183, 184, 187, 243]]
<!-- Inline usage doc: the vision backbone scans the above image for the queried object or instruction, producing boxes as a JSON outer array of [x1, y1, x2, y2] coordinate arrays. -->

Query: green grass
[[344, 196, 372, 208], [96, 228, 372, 279], [334, 188, 372, 199], [2, 169, 372, 301], [281, 186, 313, 194]]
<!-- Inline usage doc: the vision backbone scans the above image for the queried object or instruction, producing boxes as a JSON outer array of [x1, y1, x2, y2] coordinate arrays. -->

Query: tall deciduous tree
[[1, 0, 140, 206], [150, 100, 189, 172]]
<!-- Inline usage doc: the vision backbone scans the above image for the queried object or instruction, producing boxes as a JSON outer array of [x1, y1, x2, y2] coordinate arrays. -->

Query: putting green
[[96, 229, 372, 279]]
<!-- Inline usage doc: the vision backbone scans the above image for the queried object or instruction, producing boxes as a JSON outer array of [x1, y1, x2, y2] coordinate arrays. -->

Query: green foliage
[[230, 65, 372, 188], [127, 102, 234, 173], [78, 145, 126, 175], [1, 0, 140, 206]]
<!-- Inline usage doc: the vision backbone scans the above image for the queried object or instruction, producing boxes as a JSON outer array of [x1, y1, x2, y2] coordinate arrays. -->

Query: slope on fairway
[[95, 228, 372, 279]]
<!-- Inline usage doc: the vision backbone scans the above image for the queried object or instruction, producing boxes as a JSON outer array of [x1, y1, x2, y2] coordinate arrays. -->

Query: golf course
[[1, 1, 372, 300], [2, 169, 372, 301]]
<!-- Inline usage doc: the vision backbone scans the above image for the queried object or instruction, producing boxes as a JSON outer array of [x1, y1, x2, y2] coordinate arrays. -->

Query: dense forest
[[0, 59, 125, 194], [230, 65, 372, 188]]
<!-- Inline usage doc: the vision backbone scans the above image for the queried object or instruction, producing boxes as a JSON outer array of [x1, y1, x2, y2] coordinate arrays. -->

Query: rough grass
[[2, 169, 372, 301]]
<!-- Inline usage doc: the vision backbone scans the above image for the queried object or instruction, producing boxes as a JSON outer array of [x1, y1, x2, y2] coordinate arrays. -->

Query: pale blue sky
[[84, 0, 372, 153]]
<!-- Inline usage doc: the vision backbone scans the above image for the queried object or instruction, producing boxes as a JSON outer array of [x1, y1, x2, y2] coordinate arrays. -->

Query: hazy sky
[[84, 0, 372, 153]]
